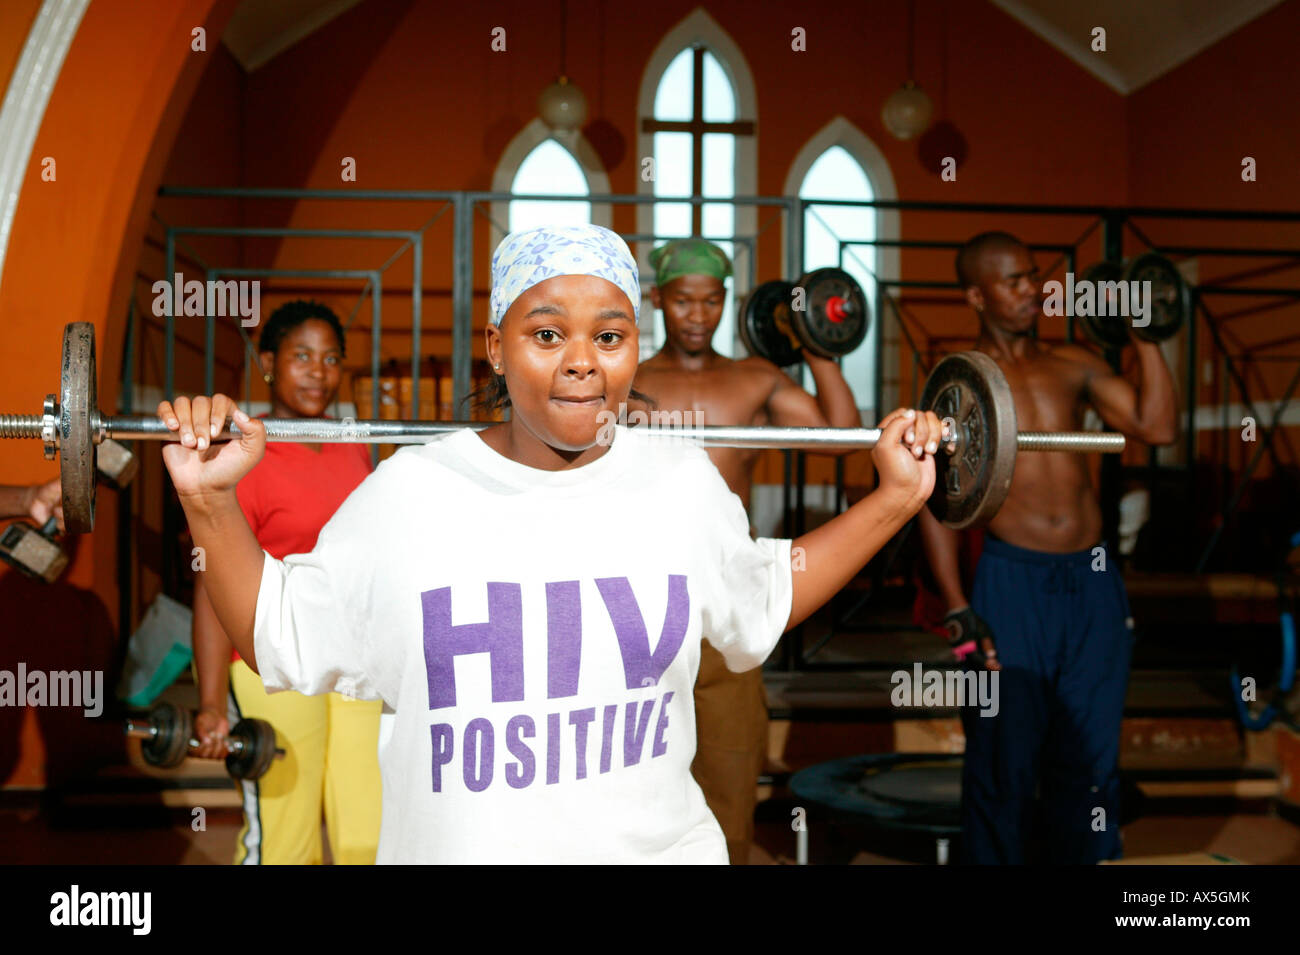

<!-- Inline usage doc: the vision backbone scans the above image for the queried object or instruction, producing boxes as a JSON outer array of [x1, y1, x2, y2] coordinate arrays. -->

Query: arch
[[0, 0, 89, 296], [785, 116, 900, 419], [0, 0, 230, 498], [636, 8, 757, 356], [0, 0, 232, 787], [489, 117, 611, 249]]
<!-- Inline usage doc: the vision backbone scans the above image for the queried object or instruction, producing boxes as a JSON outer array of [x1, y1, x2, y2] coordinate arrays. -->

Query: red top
[[231, 431, 373, 661]]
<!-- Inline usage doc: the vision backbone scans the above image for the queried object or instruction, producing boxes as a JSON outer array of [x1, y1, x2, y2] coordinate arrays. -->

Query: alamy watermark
[[0, 663, 103, 717], [595, 404, 704, 446], [891, 662, 999, 718], [152, 272, 261, 327], [1042, 272, 1152, 327], [50, 885, 150, 935]]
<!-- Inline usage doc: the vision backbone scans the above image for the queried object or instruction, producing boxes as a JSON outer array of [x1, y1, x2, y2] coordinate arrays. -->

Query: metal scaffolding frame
[[142, 185, 1300, 669], [801, 204, 1300, 665], [158, 218, 437, 411]]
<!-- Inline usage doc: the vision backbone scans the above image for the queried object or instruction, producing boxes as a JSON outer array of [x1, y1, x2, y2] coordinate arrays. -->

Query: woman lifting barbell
[[154, 223, 945, 864]]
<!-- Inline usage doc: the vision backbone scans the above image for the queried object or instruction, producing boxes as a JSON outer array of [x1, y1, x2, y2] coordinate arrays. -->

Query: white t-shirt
[[251, 424, 794, 863]]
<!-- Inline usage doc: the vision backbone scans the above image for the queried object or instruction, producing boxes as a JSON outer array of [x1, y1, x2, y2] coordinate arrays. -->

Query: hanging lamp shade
[[539, 75, 587, 131], [881, 80, 934, 140]]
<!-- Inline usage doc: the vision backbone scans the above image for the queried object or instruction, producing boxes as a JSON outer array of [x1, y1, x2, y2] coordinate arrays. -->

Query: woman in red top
[[191, 301, 380, 865]]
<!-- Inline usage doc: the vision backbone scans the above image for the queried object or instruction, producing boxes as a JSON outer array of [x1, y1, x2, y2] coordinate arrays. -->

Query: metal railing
[[140, 186, 1300, 667]]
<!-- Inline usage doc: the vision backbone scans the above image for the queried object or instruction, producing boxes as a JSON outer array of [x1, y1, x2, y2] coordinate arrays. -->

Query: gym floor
[[2, 595, 1295, 866], [2, 796, 1297, 866]]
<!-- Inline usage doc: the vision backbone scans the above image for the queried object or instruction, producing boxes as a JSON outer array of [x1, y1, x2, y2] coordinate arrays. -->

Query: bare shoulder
[[1048, 341, 1113, 376], [635, 351, 670, 376], [732, 353, 789, 386]]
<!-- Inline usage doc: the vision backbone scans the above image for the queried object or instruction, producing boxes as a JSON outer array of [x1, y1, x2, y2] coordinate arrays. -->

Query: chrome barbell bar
[[1, 411, 1126, 454]]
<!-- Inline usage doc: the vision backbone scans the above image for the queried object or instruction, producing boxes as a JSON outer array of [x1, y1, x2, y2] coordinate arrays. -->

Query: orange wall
[[126, 43, 248, 644], [1126, 1, 1300, 485], [0, 0, 239, 787], [0, 1, 40, 95], [1127, 3, 1300, 363]]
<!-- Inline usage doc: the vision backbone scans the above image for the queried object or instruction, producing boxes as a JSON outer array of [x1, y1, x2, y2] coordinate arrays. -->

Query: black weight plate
[[1076, 261, 1130, 350], [142, 702, 192, 769], [792, 268, 869, 358], [739, 280, 802, 367], [60, 323, 97, 533], [227, 718, 278, 780], [920, 351, 1018, 530], [1124, 252, 1188, 343]]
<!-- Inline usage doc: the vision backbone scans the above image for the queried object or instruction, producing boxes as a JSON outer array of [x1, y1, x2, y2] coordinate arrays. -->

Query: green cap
[[649, 238, 733, 287]]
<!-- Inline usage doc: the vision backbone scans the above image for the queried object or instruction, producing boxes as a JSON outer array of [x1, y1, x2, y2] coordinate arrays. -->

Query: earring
[[263, 374, 273, 384], [494, 365, 501, 373]]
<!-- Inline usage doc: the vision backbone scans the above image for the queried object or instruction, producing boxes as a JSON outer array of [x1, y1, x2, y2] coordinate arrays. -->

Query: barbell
[[0, 323, 1125, 533]]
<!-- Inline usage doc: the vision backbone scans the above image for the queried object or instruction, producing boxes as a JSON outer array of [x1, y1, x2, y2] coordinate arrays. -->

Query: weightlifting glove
[[943, 606, 998, 669]]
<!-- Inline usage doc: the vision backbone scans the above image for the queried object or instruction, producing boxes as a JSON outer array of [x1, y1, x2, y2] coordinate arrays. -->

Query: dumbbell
[[0, 439, 135, 581], [739, 267, 871, 366], [96, 438, 137, 489], [125, 701, 283, 781], [0, 517, 68, 583], [1075, 252, 1189, 349]]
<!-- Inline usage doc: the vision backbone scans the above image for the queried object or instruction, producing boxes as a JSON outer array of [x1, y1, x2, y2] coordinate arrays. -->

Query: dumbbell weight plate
[[0, 518, 69, 583], [226, 717, 278, 781], [1123, 252, 1188, 344], [920, 351, 1019, 530], [59, 323, 97, 534], [791, 267, 870, 359], [96, 437, 138, 488], [141, 701, 193, 769], [739, 280, 802, 367], [1075, 261, 1130, 350]]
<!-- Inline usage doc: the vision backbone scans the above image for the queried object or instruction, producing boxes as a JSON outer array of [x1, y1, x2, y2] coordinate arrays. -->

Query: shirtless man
[[919, 231, 1177, 864], [631, 238, 862, 863]]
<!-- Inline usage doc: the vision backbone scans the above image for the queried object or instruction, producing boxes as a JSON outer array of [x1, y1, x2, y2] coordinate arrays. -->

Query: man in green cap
[[633, 238, 863, 864]]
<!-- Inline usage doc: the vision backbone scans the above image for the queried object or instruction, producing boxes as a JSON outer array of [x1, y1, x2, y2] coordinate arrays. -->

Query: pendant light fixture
[[538, 0, 587, 131], [881, 0, 934, 141]]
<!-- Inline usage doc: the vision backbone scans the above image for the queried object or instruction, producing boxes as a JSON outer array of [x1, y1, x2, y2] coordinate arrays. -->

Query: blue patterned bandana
[[489, 224, 640, 326]]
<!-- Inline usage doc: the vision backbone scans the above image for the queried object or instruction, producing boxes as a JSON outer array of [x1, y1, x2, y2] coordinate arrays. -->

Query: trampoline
[[789, 753, 963, 864]]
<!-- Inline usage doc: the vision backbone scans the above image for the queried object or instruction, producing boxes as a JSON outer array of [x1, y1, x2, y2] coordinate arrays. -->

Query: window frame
[[490, 119, 612, 252], [784, 117, 900, 420], [635, 10, 758, 357]]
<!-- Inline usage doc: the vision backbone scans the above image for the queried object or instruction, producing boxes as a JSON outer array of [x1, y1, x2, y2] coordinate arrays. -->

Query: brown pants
[[691, 641, 768, 865]]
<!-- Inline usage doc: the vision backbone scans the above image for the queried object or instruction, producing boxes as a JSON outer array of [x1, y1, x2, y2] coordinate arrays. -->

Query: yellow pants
[[228, 659, 382, 865], [691, 642, 768, 865]]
